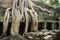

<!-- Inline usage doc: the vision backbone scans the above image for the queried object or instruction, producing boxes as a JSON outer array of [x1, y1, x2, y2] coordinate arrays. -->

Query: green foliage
[[39, 0, 60, 7], [0, 8, 5, 22], [0, 15, 4, 21], [0, 0, 60, 22]]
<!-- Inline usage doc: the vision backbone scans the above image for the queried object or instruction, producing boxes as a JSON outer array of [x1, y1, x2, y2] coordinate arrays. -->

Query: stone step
[[24, 30, 60, 40]]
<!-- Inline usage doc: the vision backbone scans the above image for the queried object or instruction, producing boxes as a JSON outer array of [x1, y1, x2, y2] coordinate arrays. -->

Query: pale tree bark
[[0, 0, 52, 39], [0, 0, 13, 8], [0, 8, 11, 39]]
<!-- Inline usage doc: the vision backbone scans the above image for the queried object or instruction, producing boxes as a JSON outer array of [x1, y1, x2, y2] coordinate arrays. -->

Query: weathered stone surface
[[0, 0, 12, 8], [44, 35, 53, 40], [43, 32, 50, 36], [0, 34, 27, 40], [24, 32, 43, 40], [41, 29, 48, 32]]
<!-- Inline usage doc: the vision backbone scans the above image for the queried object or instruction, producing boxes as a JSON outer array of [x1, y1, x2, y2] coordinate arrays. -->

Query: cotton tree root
[[0, 8, 11, 39], [2, 0, 52, 39], [24, 12, 29, 33], [0, 33, 7, 39], [0, 34, 27, 40]]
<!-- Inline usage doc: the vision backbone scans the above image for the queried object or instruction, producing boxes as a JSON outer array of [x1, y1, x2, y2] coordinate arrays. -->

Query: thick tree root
[[0, 33, 7, 39], [2, 0, 52, 39], [0, 34, 27, 40]]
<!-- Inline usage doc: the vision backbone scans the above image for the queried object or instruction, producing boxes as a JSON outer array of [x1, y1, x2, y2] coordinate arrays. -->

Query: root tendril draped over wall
[[3, 0, 51, 36]]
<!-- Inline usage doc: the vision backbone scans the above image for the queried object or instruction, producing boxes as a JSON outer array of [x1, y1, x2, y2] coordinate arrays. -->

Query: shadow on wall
[[0, 22, 59, 36]]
